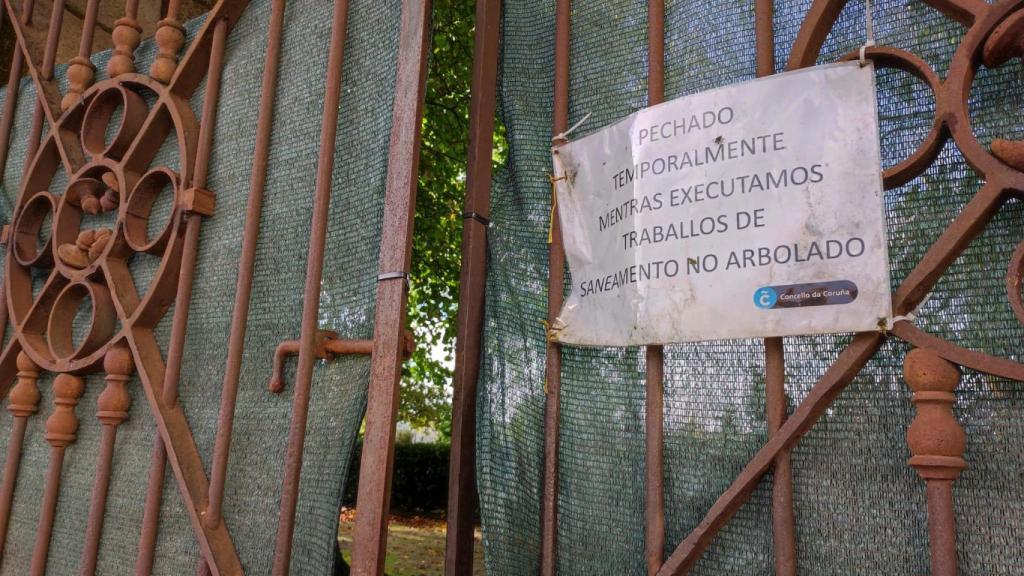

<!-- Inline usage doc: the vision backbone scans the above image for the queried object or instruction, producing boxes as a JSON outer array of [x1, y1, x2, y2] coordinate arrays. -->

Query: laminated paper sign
[[550, 62, 891, 346]]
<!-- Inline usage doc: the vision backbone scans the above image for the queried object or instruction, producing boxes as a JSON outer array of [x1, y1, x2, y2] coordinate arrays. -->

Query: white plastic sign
[[550, 62, 891, 346]]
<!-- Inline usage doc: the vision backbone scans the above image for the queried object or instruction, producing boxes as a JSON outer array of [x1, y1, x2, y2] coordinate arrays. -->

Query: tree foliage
[[402, 0, 477, 437]]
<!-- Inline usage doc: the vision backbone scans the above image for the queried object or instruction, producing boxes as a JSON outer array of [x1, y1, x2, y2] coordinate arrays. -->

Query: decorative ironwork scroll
[[0, 1, 253, 573], [654, 1, 1024, 574]]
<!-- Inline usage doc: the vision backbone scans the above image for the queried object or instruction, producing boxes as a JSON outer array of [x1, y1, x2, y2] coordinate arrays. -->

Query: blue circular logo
[[753, 287, 778, 309]]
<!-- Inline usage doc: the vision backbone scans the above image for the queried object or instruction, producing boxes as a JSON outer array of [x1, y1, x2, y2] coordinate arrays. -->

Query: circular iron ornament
[[12, 191, 56, 268], [125, 167, 181, 254], [80, 85, 148, 160], [4, 74, 199, 373], [47, 281, 117, 362], [788, 0, 1024, 378]]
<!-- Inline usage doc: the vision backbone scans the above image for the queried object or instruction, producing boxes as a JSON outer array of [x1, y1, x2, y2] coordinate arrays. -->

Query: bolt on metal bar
[[645, 1, 666, 574], [136, 16, 231, 576], [444, 0, 502, 573], [205, 0, 288, 539], [348, 2, 432, 574], [270, 0, 351, 572], [541, 0, 571, 573]]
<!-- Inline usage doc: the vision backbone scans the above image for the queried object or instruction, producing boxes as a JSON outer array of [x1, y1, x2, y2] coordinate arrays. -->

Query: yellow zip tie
[[547, 173, 565, 244]]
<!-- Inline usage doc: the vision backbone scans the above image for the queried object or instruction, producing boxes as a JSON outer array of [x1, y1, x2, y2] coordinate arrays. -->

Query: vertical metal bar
[[925, 481, 959, 576], [765, 338, 796, 575], [348, 1, 431, 574], [0, 0, 34, 181], [61, 0, 100, 110], [30, 373, 85, 576], [80, 347, 133, 576], [74, 0, 99, 72], [135, 18, 230, 575], [0, 48, 22, 183], [0, 2, 31, 351], [0, 352, 40, 561], [541, 1, 570, 574], [152, 0, 185, 83], [134, 440, 165, 575], [30, 448, 65, 575], [108, 0, 142, 78], [0, 419, 26, 558], [444, 0, 501, 573], [206, 0, 288, 536], [81, 426, 118, 574], [645, 2, 665, 574], [756, 2, 797, 573], [23, 0, 64, 171], [904, 348, 965, 576], [755, 0, 775, 78], [270, 1, 351, 573]]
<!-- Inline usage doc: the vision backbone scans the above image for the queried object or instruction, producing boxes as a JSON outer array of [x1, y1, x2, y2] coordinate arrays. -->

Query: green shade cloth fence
[[479, 1, 1024, 574]]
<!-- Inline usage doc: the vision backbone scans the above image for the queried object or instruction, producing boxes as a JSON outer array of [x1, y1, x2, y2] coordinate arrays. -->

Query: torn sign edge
[[547, 61, 894, 347]]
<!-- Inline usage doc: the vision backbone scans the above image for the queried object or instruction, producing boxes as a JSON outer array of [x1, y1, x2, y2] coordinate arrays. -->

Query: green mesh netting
[[0, 1, 401, 573], [479, 1, 1024, 574]]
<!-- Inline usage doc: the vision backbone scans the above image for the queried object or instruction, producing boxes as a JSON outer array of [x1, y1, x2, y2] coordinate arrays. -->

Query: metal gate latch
[[268, 329, 415, 393]]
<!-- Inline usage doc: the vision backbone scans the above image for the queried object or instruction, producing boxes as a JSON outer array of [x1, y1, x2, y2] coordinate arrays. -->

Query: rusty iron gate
[[447, 0, 1024, 574], [0, 0, 430, 574]]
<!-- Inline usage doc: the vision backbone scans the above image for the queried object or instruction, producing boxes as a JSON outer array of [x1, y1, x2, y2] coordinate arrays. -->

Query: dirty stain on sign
[[550, 62, 891, 346]]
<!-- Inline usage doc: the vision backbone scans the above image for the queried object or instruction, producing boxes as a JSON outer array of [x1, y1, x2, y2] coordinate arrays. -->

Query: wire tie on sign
[[552, 111, 592, 146], [883, 291, 933, 332], [547, 173, 565, 244], [541, 318, 565, 343], [462, 211, 491, 227], [859, 0, 876, 67], [377, 271, 410, 289]]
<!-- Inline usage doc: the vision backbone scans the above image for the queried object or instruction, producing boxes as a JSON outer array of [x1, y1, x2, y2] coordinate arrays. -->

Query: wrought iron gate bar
[[208, 0, 287, 542], [755, 1, 798, 574], [654, 332, 886, 575], [27, 0, 65, 170], [444, 0, 501, 572], [192, 15, 228, 576], [62, 0, 100, 111], [109, 0, 141, 77], [0, 0, 262, 573], [0, 0, 27, 184], [2, 0, 76, 174], [0, 352, 38, 560], [540, 0, 571, 573], [0, 0, 426, 573], [270, 0, 352, 572], [645, 2, 666, 575], [650, 1, 1024, 573], [349, 0, 432, 572], [80, 345, 133, 576], [904, 349, 965, 576], [30, 372, 83, 575]]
